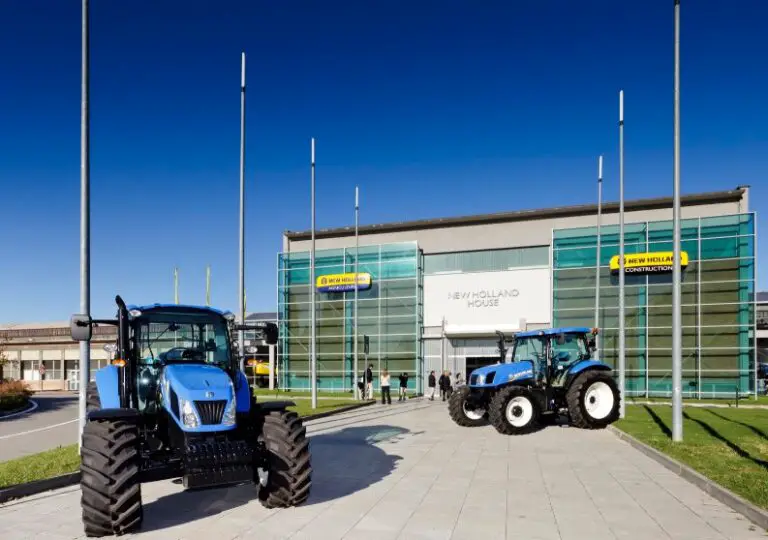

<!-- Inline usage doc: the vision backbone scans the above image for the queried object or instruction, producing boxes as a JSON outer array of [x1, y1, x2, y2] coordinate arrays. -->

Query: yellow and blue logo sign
[[609, 251, 689, 274], [316, 272, 372, 293]]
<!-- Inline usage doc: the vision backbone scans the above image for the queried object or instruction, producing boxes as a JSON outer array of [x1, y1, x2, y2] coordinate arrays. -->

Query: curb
[[609, 426, 768, 531], [628, 400, 768, 410], [0, 472, 80, 505], [302, 399, 376, 421], [0, 399, 38, 420], [0, 400, 377, 505]]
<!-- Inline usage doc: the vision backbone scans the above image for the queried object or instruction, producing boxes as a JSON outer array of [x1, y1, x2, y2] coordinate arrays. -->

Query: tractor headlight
[[179, 399, 201, 428], [476, 374, 485, 385], [221, 380, 237, 426]]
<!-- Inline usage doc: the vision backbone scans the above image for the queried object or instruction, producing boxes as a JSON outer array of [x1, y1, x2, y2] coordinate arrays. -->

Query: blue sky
[[0, 0, 766, 322]]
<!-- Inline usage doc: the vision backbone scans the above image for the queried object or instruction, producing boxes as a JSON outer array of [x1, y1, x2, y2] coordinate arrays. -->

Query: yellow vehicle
[[247, 358, 278, 388]]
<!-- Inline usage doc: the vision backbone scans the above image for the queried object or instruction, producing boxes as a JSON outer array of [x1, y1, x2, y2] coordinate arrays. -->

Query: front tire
[[566, 370, 621, 429], [448, 386, 487, 427], [257, 410, 312, 508], [489, 386, 541, 435], [80, 420, 143, 537]]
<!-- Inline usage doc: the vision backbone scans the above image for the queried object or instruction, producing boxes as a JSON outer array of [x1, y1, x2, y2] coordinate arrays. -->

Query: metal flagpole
[[174, 267, 179, 304], [354, 186, 360, 399], [310, 138, 317, 409], [206, 265, 211, 306], [618, 90, 626, 419], [672, 0, 683, 442], [594, 155, 603, 360], [238, 52, 246, 373], [78, 0, 91, 452]]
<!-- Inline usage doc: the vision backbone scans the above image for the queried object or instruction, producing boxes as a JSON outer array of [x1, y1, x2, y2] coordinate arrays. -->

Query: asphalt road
[[0, 392, 79, 462]]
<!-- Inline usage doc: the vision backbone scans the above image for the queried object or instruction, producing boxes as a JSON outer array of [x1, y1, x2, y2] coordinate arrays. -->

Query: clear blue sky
[[0, 0, 766, 322]]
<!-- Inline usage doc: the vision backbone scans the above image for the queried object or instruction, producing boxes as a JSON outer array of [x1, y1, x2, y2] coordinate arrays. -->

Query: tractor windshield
[[137, 312, 231, 369], [550, 332, 590, 365], [512, 336, 546, 363]]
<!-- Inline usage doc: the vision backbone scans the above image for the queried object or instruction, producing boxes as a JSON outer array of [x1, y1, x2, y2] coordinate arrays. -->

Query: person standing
[[455, 372, 465, 387], [398, 372, 409, 401], [427, 370, 436, 400], [439, 371, 449, 401], [380, 369, 392, 405], [365, 364, 373, 399]]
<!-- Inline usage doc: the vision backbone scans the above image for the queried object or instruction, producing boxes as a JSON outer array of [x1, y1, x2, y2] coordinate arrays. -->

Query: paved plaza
[[0, 399, 765, 540]]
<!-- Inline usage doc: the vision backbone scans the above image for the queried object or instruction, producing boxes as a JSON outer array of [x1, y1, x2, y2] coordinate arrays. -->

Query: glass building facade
[[552, 213, 756, 397], [278, 242, 423, 392]]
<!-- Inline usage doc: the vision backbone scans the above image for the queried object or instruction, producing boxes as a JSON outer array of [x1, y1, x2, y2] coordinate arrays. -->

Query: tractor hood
[[469, 360, 536, 388], [163, 364, 235, 402]]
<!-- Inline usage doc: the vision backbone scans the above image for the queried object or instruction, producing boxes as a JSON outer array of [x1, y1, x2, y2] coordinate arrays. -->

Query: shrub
[[0, 380, 32, 411]]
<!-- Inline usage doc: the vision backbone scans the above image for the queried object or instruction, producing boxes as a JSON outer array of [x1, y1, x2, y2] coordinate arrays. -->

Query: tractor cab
[[511, 327, 598, 386]]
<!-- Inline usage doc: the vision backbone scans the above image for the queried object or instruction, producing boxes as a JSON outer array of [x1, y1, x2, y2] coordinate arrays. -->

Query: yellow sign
[[609, 251, 689, 274], [316, 272, 372, 292]]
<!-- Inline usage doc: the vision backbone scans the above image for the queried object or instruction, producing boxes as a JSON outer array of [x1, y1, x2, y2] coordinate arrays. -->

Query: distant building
[[0, 311, 276, 391]]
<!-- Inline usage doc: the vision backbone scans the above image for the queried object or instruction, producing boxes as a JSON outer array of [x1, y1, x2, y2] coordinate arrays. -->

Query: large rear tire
[[566, 370, 621, 429], [489, 386, 541, 435], [257, 409, 312, 508], [86, 381, 101, 413], [80, 420, 143, 537], [448, 386, 487, 427]]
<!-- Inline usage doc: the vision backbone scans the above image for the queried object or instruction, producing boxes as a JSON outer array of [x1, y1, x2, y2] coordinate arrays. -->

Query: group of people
[[358, 364, 411, 404], [426, 370, 464, 401]]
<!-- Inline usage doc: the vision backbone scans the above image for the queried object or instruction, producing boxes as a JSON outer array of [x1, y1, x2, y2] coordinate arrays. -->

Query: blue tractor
[[70, 296, 311, 537], [448, 327, 620, 434]]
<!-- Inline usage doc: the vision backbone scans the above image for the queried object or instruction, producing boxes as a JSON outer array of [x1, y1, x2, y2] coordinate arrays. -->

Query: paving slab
[[0, 399, 765, 540]]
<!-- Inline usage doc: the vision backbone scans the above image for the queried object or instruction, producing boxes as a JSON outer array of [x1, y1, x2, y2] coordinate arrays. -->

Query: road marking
[[0, 399, 39, 420], [0, 418, 78, 441]]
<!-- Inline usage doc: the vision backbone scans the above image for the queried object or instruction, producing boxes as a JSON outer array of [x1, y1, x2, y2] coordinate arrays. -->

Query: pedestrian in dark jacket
[[365, 365, 373, 399], [427, 371, 436, 400], [439, 371, 450, 401], [398, 372, 409, 401]]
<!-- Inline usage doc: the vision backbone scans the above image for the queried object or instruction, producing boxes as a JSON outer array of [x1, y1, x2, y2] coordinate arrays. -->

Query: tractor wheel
[[566, 370, 620, 429], [257, 409, 312, 508], [489, 386, 541, 435], [86, 381, 101, 413], [448, 386, 487, 427], [80, 420, 143, 537]]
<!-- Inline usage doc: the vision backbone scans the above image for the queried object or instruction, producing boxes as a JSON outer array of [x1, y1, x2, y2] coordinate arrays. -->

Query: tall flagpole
[[310, 138, 317, 409], [618, 90, 626, 419], [206, 265, 211, 306], [78, 0, 91, 452], [238, 52, 246, 373], [594, 155, 603, 359], [174, 267, 179, 304], [671, 0, 683, 442], [354, 186, 360, 398]]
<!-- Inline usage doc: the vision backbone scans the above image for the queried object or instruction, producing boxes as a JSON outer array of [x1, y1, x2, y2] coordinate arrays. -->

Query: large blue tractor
[[70, 296, 311, 537], [448, 327, 621, 434]]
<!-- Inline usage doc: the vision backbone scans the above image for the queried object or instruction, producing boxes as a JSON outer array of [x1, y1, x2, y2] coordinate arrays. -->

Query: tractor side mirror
[[70, 314, 93, 341], [103, 343, 118, 359]]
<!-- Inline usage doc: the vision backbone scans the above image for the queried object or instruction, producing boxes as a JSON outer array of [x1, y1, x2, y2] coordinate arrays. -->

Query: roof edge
[[284, 187, 746, 242]]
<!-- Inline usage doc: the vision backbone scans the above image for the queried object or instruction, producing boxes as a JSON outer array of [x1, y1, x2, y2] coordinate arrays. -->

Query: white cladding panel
[[423, 268, 551, 333]]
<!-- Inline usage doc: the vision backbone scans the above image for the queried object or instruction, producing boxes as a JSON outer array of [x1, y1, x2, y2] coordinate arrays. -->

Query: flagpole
[[594, 155, 603, 359], [206, 265, 211, 306], [671, 0, 683, 442], [238, 52, 246, 374], [174, 267, 179, 304], [618, 89, 626, 419], [310, 138, 317, 410], [354, 186, 360, 398]]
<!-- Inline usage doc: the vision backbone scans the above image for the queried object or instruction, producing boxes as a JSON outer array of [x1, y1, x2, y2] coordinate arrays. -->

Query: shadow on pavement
[[0, 393, 78, 425], [138, 424, 416, 532]]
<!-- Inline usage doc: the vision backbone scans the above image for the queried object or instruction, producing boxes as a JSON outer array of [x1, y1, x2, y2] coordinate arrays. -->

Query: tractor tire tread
[[488, 385, 540, 435], [447, 386, 486, 427], [258, 409, 312, 509], [80, 419, 143, 538], [86, 381, 101, 413], [566, 370, 621, 429]]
